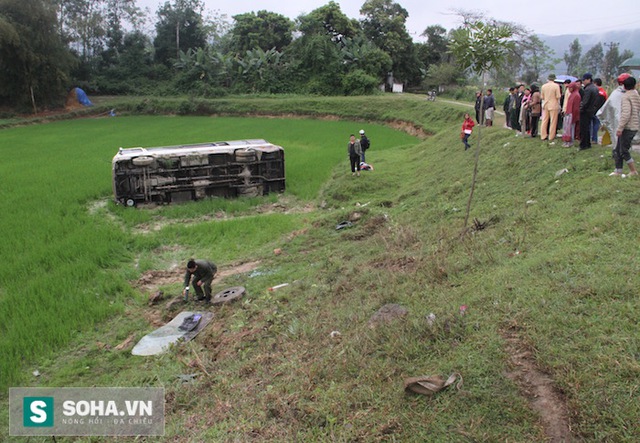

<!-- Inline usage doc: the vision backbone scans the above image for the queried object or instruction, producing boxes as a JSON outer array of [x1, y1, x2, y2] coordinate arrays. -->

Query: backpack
[[360, 135, 370, 151]]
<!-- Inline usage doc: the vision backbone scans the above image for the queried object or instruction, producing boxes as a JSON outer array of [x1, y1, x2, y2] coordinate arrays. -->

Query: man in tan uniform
[[540, 74, 562, 142]]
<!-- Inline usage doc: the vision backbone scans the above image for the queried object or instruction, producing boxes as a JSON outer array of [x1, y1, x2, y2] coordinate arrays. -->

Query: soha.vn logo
[[23, 397, 54, 427]]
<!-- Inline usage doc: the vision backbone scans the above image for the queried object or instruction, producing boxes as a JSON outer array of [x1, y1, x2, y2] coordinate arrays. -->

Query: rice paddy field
[[0, 114, 417, 392]]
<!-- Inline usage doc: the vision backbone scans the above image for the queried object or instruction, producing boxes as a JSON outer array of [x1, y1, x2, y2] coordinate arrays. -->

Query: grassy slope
[[2, 95, 640, 442]]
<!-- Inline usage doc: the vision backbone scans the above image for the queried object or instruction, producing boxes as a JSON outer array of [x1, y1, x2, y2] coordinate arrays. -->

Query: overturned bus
[[112, 139, 285, 206]]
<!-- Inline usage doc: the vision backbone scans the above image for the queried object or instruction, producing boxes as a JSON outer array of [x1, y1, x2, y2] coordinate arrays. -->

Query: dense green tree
[[57, 0, 106, 65], [174, 46, 234, 94], [297, 1, 360, 41], [564, 38, 581, 76], [419, 25, 449, 67], [230, 10, 293, 53], [517, 35, 556, 83], [0, 0, 75, 110], [288, 33, 344, 94], [102, 0, 142, 66], [289, 2, 360, 95], [580, 43, 603, 76], [236, 47, 291, 93], [494, 32, 556, 86], [95, 30, 157, 93], [360, 0, 422, 84], [154, 0, 207, 66], [602, 42, 633, 82], [340, 35, 392, 79], [422, 62, 461, 90]]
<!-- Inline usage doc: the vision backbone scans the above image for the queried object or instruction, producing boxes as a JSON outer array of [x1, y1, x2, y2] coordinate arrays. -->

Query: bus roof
[[113, 139, 282, 161]]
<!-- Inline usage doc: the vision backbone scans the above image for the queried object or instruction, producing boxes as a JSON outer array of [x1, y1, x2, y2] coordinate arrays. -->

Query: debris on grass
[[212, 286, 246, 304], [32, 370, 41, 377], [349, 212, 363, 222], [336, 221, 353, 230], [114, 334, 136, 351], [176, 373, 198, 383], [329, 330, 342, 338], [368, 303, 408, 327], [472, 216, 496, 231], [404, 373, 462, 396], [555, 168, 569, 178], [148, 290, 165, 305], [426, 313, 436, 327], [268, 283, 289, 292]]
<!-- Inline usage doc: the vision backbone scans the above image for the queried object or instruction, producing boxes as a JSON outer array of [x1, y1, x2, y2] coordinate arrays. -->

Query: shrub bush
[[342, 70, 379, 96]]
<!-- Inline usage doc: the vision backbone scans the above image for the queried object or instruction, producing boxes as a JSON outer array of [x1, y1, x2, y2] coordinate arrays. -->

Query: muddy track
[[502, 324, 576, 442]]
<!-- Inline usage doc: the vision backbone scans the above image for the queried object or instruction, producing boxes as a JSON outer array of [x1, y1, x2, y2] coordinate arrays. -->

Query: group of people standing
[[347, 129, 370, 176], [535, 72, 608, 150], [469, 73, 639, 176]]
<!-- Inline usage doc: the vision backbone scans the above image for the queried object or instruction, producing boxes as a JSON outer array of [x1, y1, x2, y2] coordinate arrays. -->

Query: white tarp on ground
[[132, 311, 214, 356]]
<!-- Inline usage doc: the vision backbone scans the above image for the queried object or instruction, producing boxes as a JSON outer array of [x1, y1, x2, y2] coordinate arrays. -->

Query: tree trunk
[[463, 71, 487, 229], [30, 85, 38, 115], [176, 21, 180, 59]]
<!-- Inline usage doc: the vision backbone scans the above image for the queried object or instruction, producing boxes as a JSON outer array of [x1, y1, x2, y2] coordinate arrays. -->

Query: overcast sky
[[137, 0, 640, 39]]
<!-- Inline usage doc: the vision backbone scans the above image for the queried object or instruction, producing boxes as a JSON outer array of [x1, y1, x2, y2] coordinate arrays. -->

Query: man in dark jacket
[[359, 129, 370, 163], [474, 91, 483, 124], [483, 89, 496, 127], [347, 134, 363, 176], [579, 72, 599, 150], [513, 84, 525, 131], [183, 259, 217, 302], [503, 87, 514, 128]]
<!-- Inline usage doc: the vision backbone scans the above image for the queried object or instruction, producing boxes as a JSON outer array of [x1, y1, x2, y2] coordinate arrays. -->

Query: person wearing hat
[[597, 73, 632, 147], [358, 129, 370, 163], [183, 259, 217, 303], [579, 72, 599, 150], [540, 73, 561, 142]]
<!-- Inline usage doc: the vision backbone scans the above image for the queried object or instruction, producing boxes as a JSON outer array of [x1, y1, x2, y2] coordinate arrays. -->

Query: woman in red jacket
[[562, 81, 581, 147], [461, 113, 475, 150]]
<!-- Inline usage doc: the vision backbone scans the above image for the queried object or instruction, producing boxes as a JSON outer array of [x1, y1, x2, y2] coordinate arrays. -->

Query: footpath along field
[[1, 94, 639, 442]]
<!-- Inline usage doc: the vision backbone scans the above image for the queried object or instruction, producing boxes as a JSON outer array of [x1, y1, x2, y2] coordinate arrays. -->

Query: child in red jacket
[[461, 113, 475, 150]]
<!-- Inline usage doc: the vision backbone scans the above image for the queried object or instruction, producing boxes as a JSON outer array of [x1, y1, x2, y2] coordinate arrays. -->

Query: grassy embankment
[[2, 94, 640, 441]]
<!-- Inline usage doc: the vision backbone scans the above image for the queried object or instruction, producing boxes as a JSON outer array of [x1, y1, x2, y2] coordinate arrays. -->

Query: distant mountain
[[538, 29, 640, 74]]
